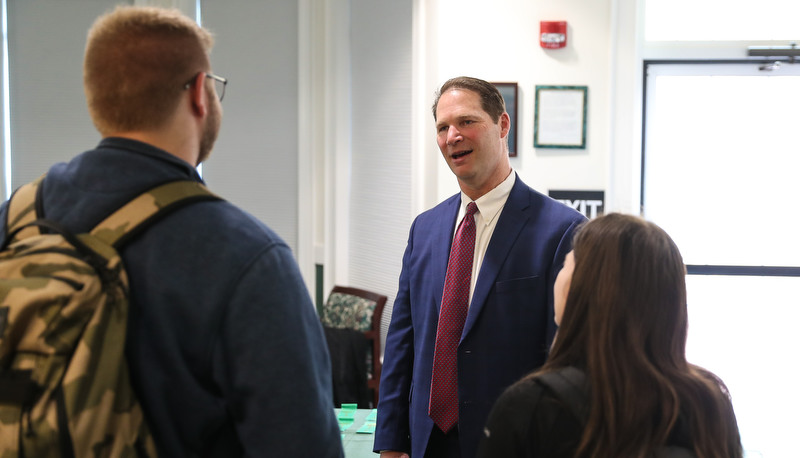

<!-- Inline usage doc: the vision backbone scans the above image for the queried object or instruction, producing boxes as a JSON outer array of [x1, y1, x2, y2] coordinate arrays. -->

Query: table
[[335, 407, 377, 457]]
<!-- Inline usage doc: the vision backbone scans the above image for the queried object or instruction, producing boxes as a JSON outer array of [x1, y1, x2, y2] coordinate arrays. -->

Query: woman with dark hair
[[477, 213, 742, 458]]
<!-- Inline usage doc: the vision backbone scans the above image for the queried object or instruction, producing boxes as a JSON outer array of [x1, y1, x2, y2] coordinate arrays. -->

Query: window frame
[[640, 58, 800, 278]]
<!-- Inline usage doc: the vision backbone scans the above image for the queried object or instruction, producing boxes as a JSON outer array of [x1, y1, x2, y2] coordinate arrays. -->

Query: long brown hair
[[541, 213, 742, 458]]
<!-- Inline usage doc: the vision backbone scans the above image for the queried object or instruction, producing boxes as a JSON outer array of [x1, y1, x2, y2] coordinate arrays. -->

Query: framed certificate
[[534, 85, 587, 149]]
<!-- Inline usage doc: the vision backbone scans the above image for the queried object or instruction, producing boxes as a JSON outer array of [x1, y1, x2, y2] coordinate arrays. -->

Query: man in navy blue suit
[[374, 77, 586, 458]]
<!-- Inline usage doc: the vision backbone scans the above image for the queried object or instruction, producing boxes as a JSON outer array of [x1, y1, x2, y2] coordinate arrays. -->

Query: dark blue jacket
[[374, 175, 585, 458], [0, 137, 343, 458]]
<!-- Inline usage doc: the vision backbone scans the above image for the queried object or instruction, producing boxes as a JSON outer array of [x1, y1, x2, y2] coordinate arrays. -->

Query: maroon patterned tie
[[429, 201, 478, 433]]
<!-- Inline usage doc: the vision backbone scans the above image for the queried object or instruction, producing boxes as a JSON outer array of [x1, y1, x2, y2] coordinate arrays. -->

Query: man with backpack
[[0, 6, 342, 457]]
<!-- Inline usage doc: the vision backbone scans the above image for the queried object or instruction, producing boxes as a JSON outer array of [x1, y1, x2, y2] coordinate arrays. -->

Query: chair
[[320, 285, 387, 408]]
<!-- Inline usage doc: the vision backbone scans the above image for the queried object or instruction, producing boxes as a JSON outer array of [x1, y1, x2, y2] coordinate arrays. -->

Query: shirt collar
[[460, 170, 516, 226], [98, 136, 203, 182]]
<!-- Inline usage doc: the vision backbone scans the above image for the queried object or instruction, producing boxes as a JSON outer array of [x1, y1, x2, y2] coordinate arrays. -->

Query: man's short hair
[[84, 6, 214, 135], [431, 76, 506, 123]]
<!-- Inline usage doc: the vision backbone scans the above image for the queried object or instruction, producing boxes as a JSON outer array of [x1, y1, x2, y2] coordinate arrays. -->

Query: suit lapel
[[432, 195, 461, 313], [462, 177, 531, 339]]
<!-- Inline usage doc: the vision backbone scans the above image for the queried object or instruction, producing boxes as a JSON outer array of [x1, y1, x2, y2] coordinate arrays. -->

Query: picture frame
[[491, 82, 519, 157], [533, 85, 587, 149]]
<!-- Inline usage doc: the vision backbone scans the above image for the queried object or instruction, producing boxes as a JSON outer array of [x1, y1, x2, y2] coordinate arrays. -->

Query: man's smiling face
[[435, 88, 510, 200]]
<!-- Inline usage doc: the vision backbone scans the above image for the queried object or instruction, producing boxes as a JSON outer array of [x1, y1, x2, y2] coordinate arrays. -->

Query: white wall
[[418, 0, 617, 207], [3, 0, 112, 192], [346, 0, 414, 348], [202, 1, 301, 253]]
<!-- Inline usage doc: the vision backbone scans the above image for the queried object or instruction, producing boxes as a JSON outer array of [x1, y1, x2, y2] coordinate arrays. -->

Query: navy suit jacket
[[374, 175, 586, 458]]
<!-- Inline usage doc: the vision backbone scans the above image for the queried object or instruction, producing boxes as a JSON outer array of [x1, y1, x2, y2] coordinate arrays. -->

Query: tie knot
[[465, 201, 478, 217]]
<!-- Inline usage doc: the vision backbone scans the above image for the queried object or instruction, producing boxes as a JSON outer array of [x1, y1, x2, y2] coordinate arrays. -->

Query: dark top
[[0, 138, 343, 458], [477, 373, 694, 458]]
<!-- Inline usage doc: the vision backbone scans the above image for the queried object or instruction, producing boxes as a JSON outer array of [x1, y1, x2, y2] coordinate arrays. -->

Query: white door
[[643, 61, 800, 458]]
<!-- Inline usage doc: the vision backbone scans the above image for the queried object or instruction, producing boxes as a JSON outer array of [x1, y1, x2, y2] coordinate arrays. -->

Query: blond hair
[[84, 6, 213, 135]]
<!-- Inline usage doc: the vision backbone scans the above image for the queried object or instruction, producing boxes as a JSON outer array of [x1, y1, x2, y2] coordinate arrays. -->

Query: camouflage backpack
[[0, 177, 219, 457]]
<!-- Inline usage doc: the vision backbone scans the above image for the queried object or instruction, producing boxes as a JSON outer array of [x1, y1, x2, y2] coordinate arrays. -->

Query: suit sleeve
[[373, 219, 418, 454], [546, 218, 586, 346]]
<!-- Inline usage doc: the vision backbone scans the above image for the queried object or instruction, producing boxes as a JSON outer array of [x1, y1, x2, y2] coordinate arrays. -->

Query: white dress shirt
[[452, 171, 516, 306]]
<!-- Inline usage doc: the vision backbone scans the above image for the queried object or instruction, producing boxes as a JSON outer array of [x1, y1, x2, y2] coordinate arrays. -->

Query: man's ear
[[499, 112, 511, 139], [188, 72, 208, 117]]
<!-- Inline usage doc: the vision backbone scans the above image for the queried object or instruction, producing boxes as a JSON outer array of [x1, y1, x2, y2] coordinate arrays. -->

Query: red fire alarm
[[540, 21, 567, 49]]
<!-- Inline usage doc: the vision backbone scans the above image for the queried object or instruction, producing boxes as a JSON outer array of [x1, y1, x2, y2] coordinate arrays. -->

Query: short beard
[[198, 94, 221, 165]]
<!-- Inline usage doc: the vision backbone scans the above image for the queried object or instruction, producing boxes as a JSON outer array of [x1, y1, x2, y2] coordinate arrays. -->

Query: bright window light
[[644, 62, 800, 458], [645, 0, 800, 41], [644, 70, 800, 267], [686, 275, 800, 457]]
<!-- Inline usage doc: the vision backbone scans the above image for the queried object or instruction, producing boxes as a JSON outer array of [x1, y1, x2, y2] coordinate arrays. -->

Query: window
[[643, 61, 800, 457]]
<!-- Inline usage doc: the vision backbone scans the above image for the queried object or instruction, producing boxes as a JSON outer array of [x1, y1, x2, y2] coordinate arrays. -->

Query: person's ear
[[499, 112, 511, 139], [188, 72, 208, 117]]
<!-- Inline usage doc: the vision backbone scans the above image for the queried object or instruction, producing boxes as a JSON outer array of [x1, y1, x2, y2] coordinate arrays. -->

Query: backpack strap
[[89, 180, 220, 248], [4, 175, 45, 242], [535, 366, 589, 422], [3, 178, 219, 256]]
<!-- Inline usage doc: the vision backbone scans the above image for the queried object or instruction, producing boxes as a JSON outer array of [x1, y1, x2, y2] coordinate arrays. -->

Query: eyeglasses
[[183, 72, 227, 102]]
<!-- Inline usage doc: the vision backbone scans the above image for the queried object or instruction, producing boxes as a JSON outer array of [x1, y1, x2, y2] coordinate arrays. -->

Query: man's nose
[[447, 126, 462, 145]]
